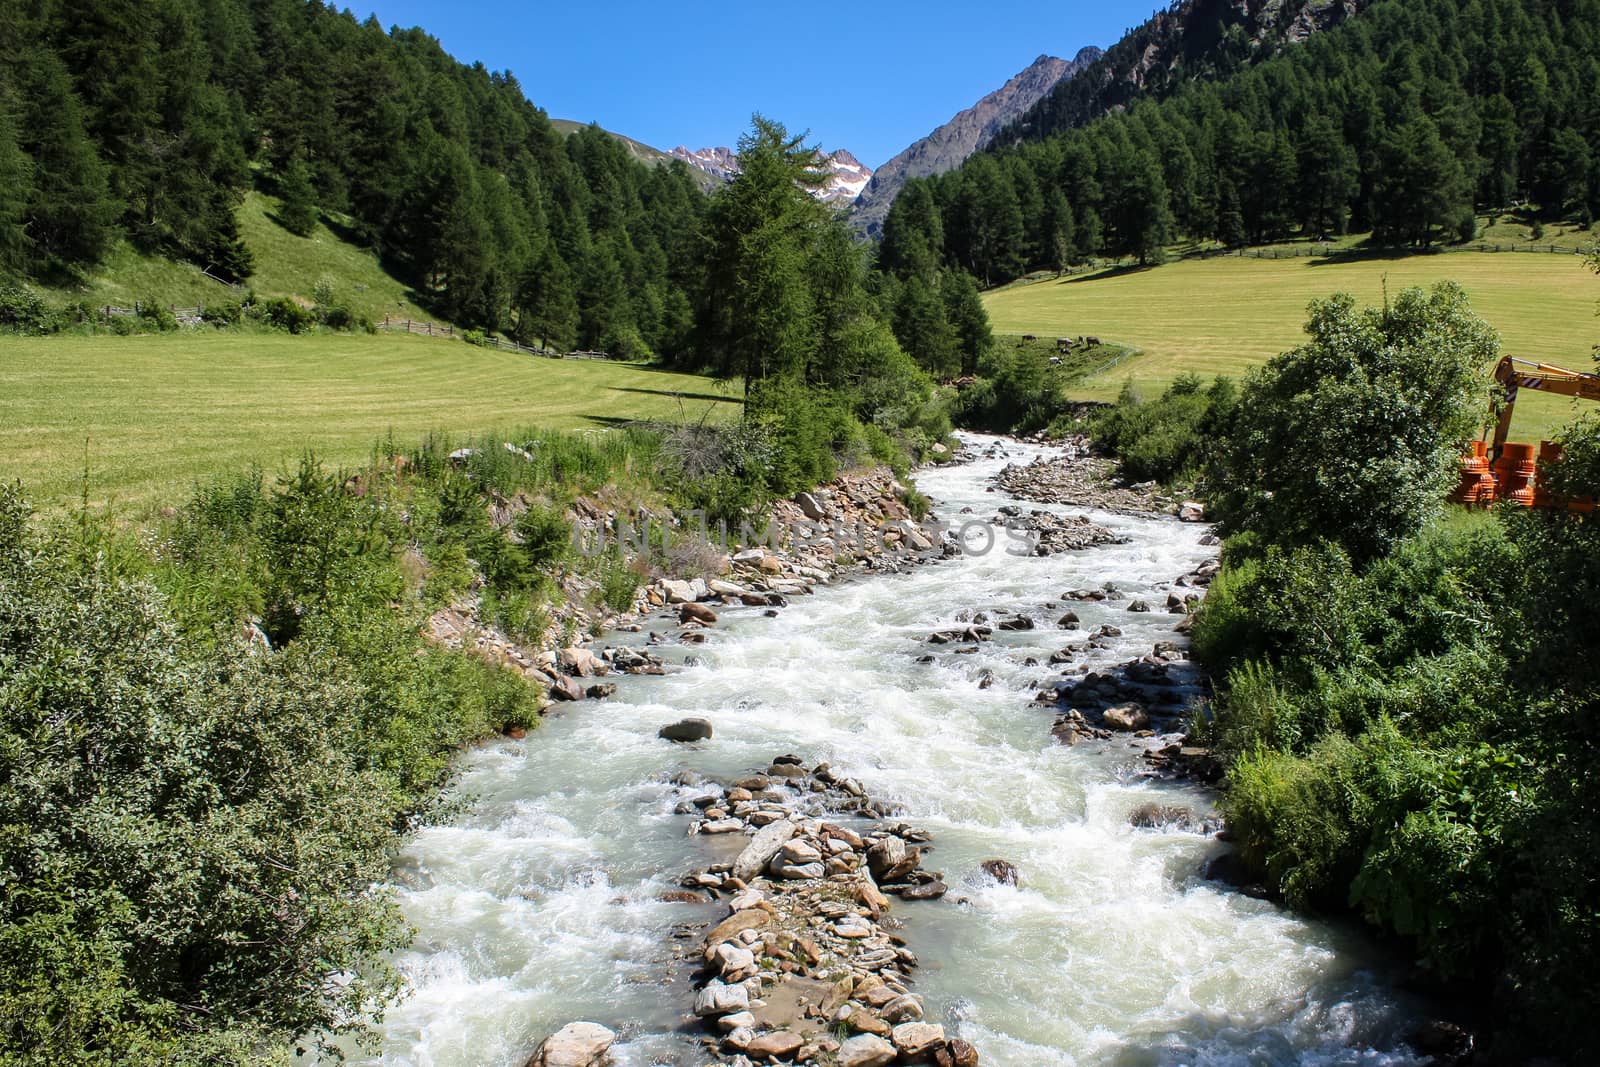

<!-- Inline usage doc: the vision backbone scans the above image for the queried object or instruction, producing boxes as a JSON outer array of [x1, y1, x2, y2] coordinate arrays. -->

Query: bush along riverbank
[[0, 410, 959, 1064], [1090, 281, 1600, 1063]]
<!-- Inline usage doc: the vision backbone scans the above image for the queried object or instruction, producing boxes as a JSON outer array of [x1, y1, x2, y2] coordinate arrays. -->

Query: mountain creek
[[344, 434, 1433, 1067]]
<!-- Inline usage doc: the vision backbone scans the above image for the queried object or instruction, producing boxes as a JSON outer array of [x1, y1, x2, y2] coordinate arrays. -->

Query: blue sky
[[354, 2, 1155, 168]]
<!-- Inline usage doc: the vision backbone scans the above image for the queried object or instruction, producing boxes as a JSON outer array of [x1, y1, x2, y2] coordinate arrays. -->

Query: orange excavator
[[1452, 356, 1599, 511]]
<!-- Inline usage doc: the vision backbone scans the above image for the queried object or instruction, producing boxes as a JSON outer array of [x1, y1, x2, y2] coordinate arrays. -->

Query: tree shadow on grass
[[608, 386, 743, 405], [1052, 262, 1164, 285], [1305, 243, 1450, 266]]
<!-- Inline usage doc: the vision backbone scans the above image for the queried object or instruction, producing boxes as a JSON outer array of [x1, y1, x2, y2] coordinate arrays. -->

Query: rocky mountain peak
[[669, 145, 874, 206], [849, 47, 1103, 238]]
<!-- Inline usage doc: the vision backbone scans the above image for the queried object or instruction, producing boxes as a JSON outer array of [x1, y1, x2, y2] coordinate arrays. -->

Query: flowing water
[[354, 434, 1427, 1067]]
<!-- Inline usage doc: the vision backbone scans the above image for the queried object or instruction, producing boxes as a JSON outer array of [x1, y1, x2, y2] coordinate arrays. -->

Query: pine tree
[[276, 157, 318, 237], [696, 115, 826, 389], [517, 244, 578, 351], [1043, 189, 1076, 273], [0, 104, 34, 277], [941, 271, 993, 375], [892, 275, 959, 379], [15, 52, 118, 270]]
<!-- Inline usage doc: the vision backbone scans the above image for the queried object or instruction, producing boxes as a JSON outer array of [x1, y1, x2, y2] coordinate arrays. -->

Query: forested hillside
[[0, 0, 707, 355], [884, 0, 1600, 285]]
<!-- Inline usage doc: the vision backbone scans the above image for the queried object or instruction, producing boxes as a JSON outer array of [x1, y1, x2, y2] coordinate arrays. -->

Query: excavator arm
[[1489, 356, 1600, 455]]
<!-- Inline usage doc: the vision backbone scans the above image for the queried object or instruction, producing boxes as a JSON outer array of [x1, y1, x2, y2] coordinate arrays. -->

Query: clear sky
[[353, 1, 1156, 168]]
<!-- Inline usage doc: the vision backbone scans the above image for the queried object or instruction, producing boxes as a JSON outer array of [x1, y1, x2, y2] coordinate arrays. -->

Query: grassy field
[[38, 192, 434, 326], [0, 332, 740, 511], [984, 250, 1598, 441]]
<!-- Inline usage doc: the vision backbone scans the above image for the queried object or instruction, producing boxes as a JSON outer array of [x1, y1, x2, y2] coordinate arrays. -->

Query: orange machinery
[[1451, 356, 1599, 511]]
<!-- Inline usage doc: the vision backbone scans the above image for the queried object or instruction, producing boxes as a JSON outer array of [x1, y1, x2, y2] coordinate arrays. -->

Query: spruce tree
[[276, 157, 318, 237], [0, 104, 33, 277], [15, 52, 117, 270]]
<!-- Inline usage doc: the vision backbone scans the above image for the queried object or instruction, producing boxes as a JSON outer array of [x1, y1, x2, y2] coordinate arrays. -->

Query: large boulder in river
[[525, 1021, 615, 1067], [679, 602, 718, 625], [658, 718, 713, 743], [1103, 703, 1150, 731], [980, 859, 1021, 886]]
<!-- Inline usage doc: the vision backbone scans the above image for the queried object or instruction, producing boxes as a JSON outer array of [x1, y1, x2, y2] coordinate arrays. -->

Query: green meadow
[[984, 250, 1598, 441], [0, 332, 740, 511]]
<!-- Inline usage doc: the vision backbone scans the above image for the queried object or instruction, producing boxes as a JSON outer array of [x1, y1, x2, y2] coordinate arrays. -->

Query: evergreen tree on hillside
[[892, 276, 960, 379], [276, 157, 319, 237], [517, 245, 579, 351], [0, 105, 33, 278], [1374, 114, 1472, 245], [14, 54, 117, 272]]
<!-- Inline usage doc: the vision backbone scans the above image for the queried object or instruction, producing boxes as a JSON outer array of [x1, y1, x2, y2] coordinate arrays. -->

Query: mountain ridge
[[849, 48, 1104, 238], [670, 145, 874, 205]]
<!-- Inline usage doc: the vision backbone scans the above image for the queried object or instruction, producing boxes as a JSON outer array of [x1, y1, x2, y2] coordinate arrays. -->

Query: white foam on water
[[345, 433, 1427, 1067]]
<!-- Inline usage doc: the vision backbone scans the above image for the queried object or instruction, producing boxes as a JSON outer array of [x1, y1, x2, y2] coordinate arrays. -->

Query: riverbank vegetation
[[1091, 276, 1600, 1058]]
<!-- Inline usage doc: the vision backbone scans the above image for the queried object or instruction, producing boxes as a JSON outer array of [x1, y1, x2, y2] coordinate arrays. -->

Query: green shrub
[[0, 283, 52, 333], [514, 506, 571, 573], [1204, 283, 1497, 564], [257, 297, 316, 334], [134, 298, 177, 332], [1090, 374, 1236, 485]]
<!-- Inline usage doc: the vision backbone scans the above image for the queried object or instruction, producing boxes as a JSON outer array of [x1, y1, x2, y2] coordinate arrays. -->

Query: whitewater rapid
[[351, 434, 1427, 1067]]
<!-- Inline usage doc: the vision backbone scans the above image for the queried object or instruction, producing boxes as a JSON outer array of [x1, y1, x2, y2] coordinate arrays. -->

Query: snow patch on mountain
[[670, 145, 874, 205]]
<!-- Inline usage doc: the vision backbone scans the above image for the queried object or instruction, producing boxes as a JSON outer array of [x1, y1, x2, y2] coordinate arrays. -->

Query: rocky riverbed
[[355, 434, 1434, 1067]]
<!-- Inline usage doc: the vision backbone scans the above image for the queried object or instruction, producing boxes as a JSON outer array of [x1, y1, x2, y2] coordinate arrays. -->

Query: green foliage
[[258, 297, 317, 334], [1205, 283, 1497, 565], [952, 343, 1061, 433], [1089, 373, 1236, 485], [1193, 401, 1600, 1054], [274, 158, 318, 238]]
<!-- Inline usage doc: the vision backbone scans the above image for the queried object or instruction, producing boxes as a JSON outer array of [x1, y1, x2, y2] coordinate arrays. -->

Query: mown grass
[[983, 250, 1598, 441], [0, 332, 740, 511], [37, 192, 432, 326]]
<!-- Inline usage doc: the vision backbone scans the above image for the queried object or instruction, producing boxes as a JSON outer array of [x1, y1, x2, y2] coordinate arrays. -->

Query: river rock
[[947, 1038, 980, 1067], [898, 879, 947, 900], [552, 675, 591, 702], [659, 718, 713, 742], [838, 1034, 897, 1067], [1126, 599, 1151, 613], [866, 837, 915, 882], [557, 647, 605, 676], [979, 859, 1020, 886], [880, 994, 925, 1024], [795, 491, 827, 521], [891, 1022, 946, 1058], [714, 942, 758, 981], [1179, 501, 1206, 522], [733, 820, 797, 882], [660, 578, 698, 604], [694, 979, 751, 1017], [704, 908, 771, 953], [996, 615, 1035, 631], [780, 839, 823, 865], [680, 602, 719, 624], [718, 1011, 757, 1033], [1056, 611, 1080, 629], [747, 1029, 805, 1060], [1103, 703, 1150, 731], [526, 1021, 615, 1067]]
